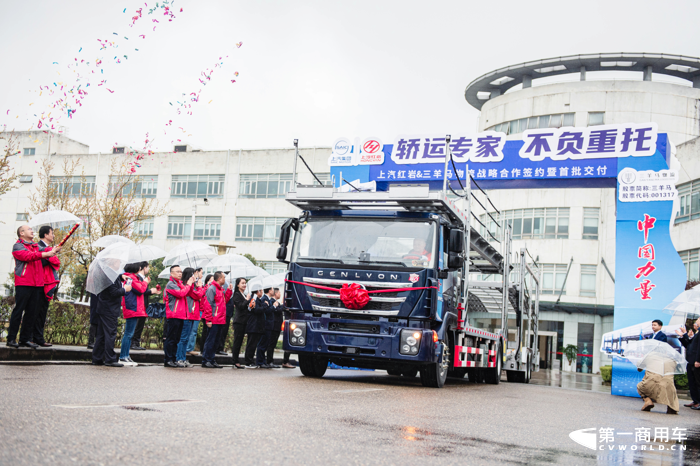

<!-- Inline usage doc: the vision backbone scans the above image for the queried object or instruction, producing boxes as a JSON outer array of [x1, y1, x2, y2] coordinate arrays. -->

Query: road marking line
[[333, 389, 385, 394], [53, 399, 206, 409]]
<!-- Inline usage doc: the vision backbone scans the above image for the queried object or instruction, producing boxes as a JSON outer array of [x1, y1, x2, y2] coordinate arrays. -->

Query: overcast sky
[[1, 0, 699, 153]]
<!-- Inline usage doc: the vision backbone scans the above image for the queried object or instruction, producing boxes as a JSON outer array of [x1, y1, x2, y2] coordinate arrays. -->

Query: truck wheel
[[420, 342, 449, 388], [506, 370, 525, 383], [483, 343, 502, 385], [386, 369, 402, 376], [298, 354, 328, 378], [402, 368, 418, 378]]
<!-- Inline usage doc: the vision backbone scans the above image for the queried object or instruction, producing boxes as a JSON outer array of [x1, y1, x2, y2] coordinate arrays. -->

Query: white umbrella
[[86, 256, 125, 295], [247, 273, 285, 293], [207, 253, 254, 269], [663, 285, 700, 318], [94, 235, 134, 249], [623, 339, 686, 376], [100, 242, 167, 264], [163, 241, 217, 268], [28, 210, 81, 229], [158, 268, 170, 280], [224, 266, 269, 283]]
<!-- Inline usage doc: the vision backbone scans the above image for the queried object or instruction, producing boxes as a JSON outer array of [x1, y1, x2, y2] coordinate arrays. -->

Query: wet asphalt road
[[1, 364, 698, 466]]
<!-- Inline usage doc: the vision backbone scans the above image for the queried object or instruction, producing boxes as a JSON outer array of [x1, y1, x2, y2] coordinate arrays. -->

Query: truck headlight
[[289, 322, 306, 347], [400, 329, 421, 355]]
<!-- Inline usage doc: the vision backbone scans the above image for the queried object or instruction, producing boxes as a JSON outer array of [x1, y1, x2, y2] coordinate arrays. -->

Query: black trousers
[[163, 318, 184, 363], [283, 352, 291, 364], [8, 286, 42, 344], [88, 323, 98, 346], [216, 314, 232, 352], [231, 322, 247, 364], [266, 329, 281, 364], [689, 364, 700, 403], [92, 311, 119, 364], [202, 324, 221, 364], [32, 294, 50, 345], [245, 332, 263, 365], [131, 317, 146, 347]]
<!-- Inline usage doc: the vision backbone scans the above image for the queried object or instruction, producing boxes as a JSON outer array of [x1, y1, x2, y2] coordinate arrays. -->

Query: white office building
[[465, 53, 700, 374], [0, 130, 330, 293]]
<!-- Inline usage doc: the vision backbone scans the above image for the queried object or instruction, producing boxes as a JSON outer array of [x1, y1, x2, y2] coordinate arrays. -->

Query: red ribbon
[[285, 279, 438, 310]]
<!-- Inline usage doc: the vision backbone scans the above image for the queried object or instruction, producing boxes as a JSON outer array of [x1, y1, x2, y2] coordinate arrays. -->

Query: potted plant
[[559, 344, 579, 372]]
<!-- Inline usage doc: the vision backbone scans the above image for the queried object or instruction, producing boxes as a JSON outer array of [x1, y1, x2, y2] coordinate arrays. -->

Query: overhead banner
[[330, 123, 663, 189], [329, 123, 688, 398]]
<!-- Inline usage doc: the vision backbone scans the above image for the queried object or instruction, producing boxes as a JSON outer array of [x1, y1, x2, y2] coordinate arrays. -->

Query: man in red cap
[[7, 224, 61, 349]]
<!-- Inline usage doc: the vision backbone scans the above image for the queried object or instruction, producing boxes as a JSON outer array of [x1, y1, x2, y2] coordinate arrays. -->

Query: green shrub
[[600, 365, 612, 383], [675, 373, 689, 390]]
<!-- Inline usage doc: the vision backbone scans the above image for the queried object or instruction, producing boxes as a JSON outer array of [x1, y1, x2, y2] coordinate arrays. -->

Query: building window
[[113, 147, 125, 154], [194, 216, 221, 240], [587, 112, 605, 126], [16, 213, 28, 221], [541, 263, 568, 295], [582, 208, 600, 240], [259, 261, 288, 275], [133, 217, 154, 238], [488, 113, 575, 135], [314, 173, 333, 186], [239, 174, 293, 199], [174, 145, 187, 153], [49, 176, 96, 197], [679, 248, 700, 282], [235, 217, 286, 242], [167, 216, 192, 239], [171, 174, 224, 198], [580, 265, 597, 297], [19, 175, 33, 183], [109, 176, 158, 198], [676, 180, 700, 224], [481, 207, 569, 240], [23, 148, 35, 156]]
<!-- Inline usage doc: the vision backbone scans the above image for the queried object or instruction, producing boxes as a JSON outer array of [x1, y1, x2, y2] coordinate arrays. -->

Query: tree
[[29, 153, 170, 300], [0, 132, 20, 211], [244, 253, 260, 267]]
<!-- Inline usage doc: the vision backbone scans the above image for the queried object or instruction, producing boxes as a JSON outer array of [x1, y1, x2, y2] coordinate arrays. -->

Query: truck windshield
[[291, 218, 436, 269]]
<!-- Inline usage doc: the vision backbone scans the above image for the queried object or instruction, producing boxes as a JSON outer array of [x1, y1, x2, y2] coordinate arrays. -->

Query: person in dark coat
[[215, 281, 236, 356], [649, 320, 668, 342], [677, 319, 700, 409], [256, 288, 276, 368], [92, 276, 131, 367], [265, 287, 285, 368], [244, 289, 265, 368], [230, 277, 253, 369]]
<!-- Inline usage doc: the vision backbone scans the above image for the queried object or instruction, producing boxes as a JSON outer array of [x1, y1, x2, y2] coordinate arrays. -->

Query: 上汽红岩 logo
[[569, 427, 687, 451]]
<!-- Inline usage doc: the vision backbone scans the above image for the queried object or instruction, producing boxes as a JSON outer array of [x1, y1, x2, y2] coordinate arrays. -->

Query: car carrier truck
[[277, 138, 541, 388]]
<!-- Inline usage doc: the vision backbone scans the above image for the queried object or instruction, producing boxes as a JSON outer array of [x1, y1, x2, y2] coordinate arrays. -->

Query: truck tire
[[506, 370, 525, 383], [483, 343, 502, 385], [402, 368, 418, 378], [420, 342, 449, 388], [298, 354, 328, 378]]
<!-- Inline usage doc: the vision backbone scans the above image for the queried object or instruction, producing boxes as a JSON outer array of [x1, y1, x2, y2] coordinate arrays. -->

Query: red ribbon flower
[[340, 283, 370, 310]]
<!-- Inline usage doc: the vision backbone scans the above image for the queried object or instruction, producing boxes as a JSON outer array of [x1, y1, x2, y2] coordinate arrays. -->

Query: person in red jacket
[[201, 271, 228, 368], [119, 262, 160, 366], [163, 265, 193, 367], [32, 225, 61, 347], [7, 225, 60, 349], [176, 267, 206, 367]]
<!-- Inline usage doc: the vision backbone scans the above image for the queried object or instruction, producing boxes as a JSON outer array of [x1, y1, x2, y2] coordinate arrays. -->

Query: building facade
[[465, 53, 700, 374], [0, 131, 330, 293]]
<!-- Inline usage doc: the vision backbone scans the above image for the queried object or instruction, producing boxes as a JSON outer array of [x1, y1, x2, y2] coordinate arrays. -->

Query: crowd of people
[[6, 224, 294, 370]]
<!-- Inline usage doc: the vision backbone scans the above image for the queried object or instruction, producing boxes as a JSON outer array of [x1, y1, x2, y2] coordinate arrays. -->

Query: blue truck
[[277, 143, 541, 388]]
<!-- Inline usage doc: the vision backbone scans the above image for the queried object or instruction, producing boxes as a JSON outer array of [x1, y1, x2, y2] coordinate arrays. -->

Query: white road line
[[53, 399, 206, 409], [333, 388, 385, 394]]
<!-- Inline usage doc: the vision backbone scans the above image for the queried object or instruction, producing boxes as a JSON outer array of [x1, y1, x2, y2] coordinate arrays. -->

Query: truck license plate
[[345, 347, 357, 354]]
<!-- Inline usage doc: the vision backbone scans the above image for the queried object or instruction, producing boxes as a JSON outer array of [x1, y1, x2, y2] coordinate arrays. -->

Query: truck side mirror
[[448, 228, 464, 254], [277, 218, 299, 262]]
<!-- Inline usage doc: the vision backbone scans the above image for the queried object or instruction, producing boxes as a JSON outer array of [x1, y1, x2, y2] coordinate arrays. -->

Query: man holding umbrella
[[32, 225, 61, 348], [677, 318, 700, 409], [7, 225, 61, 349]]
